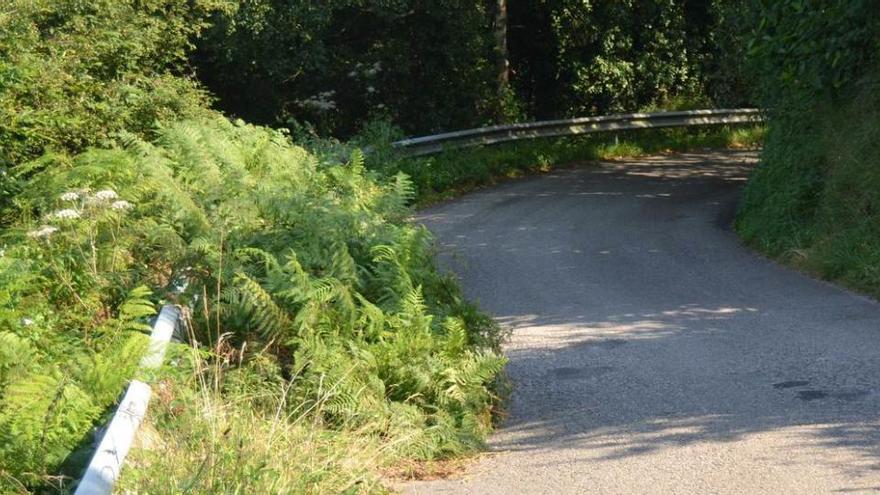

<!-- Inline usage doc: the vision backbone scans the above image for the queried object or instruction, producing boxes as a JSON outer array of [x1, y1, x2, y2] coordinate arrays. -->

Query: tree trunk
[[493, 0, 510, 121]]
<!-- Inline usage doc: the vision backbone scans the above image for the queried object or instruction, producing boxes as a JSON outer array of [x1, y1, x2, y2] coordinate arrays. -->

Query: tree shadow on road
[[417, 150, 880, 492]]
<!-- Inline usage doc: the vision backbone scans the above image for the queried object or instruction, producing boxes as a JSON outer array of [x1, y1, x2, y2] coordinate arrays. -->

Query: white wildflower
[[52, 209, 81, 220], [366, 86, 376, 93], [28, 225, 58, 238], [60, 191, 80, 201], [94, 189, 118, 200], [111, 200, 133, 210], [21, 318, 34, 326], [348, 70, 357, 78], [173, 277, 190, 294]]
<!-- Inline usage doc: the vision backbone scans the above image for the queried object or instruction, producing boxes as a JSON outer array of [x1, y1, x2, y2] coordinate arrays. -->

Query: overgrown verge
[[1, 118, 505, 492], [737, 71, 880, 298], [0, 0, 218, 224], [734, 1, 880, 299], [0, 2, 505, 491], [361, 124, 764, 206]]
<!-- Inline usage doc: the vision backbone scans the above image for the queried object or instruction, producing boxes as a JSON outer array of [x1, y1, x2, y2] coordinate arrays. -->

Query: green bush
[[193, 0, 502, 136], [192, 1, 752, 135], [0, 0, 222, 165], [0, 0, 220, 224], [1, 244, 155, 489], [738, 71, 880, 296]]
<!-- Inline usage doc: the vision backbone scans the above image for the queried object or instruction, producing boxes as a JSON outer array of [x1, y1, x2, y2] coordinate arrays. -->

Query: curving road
[[404, 151, 880, 494]]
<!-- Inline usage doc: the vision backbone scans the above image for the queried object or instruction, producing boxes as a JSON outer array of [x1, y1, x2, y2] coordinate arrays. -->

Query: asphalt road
[[403, 151, 880, 494]]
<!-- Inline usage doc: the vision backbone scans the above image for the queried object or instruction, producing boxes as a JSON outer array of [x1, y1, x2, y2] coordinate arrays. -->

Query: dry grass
[[119, 343, 393, 494], [381, 453, 494, 482]]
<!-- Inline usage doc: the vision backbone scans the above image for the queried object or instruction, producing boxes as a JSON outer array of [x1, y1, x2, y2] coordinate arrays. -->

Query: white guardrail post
[[391, 108, 763, 156], [75, 305, 180, 495]]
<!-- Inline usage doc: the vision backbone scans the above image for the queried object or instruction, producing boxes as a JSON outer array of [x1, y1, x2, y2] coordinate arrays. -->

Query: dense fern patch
[[1, 117, 505, 491]]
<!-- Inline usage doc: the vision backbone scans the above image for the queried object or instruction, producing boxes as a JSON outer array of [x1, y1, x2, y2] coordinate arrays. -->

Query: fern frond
[[354, 293, 385, 340], [234, 247, 282, 276], [398, 286, 432, 334], [0, 332, 34, 385], [329, 242, 359, 285], [228, 273, 292, 340], [442, 317, 468, 358], [349, 149, 365, 172], [118, 286, 155, 331]]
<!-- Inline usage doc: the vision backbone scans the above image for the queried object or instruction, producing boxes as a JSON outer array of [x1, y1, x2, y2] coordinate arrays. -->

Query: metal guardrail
[[76, 305, 182, 495], [392, 108, 763, 156]]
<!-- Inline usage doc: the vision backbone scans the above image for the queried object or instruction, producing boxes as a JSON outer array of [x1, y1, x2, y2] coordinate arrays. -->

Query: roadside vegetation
[[188, 1, 750, 137], [2, 113, 506, 492], [362, 124, 764, 206], [7, 0, 877, 493], [1, 3, 504, 492], [734, 1, 880, 298]]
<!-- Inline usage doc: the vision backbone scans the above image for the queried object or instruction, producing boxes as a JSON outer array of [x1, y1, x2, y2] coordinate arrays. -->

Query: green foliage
[[735, 0, 880, 297], [743, 0, 880, 104], [0, 0, 774, 491], [738, 69, 880, 297], [362, 124, 764, 205], [0, 193, 156, 489], [0, 0, 224, 226], [549, 1, 699, 114], [190, 1, 750, 136], [0, 244, 152, 489], [0, 0, 221, 166], [118, 351, 390, 494], [3, 116, 505, 491], [194, 1, 501, 136], [736, 110, 826, 253], [0, 192, 156, 488], [810, 78, 880, 293]]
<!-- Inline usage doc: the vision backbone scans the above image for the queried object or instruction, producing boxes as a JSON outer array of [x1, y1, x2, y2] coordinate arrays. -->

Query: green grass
[[118, 344, 392, 494], [369, 125, 765, 206]]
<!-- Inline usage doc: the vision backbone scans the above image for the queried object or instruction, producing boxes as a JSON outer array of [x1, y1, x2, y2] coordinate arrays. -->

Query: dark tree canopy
[[190, 0, 751, 136]]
